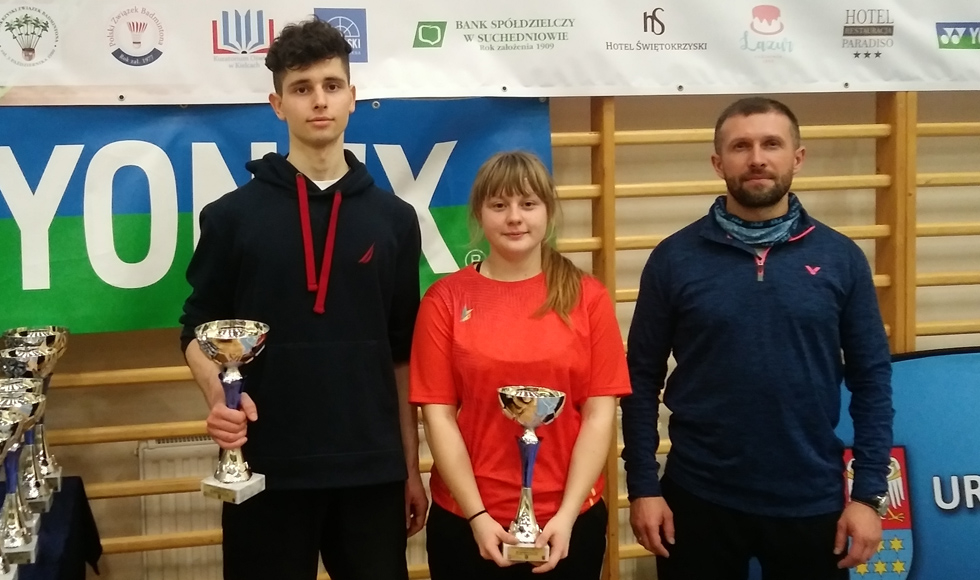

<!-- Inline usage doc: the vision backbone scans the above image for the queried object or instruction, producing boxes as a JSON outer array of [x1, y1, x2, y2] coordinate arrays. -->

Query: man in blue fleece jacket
[[622, 97, 893, 580]]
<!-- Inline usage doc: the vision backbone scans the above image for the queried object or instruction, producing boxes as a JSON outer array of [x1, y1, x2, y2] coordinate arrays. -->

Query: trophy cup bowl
[[497, 386, 566, 563], [194, 320, 268, 384], [0, 410, 25, 579], [195, 320, 270, 504], [0, 342, 63, 492], [0, 347, 58, 382], [0, 393, 42, 565], [2, 327, 68, 362], [0, 381, 42, 396], [499, 386, 566, 429]]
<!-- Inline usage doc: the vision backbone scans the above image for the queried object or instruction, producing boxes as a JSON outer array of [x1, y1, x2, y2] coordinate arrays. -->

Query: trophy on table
[[0, 392, 45, 565], [0, 380, 50, 515], [1, 326, 67, 493], [0, 409, 26, 580], [497, 386, 566, 563], [195, 319, 269, 504]]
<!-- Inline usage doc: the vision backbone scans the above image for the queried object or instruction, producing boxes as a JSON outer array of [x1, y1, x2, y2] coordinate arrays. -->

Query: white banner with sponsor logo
[[1, 0, 979, 104]]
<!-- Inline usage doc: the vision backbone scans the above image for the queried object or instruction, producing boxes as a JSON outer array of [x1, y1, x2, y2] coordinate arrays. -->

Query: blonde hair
[[469, 151, 583, 323]]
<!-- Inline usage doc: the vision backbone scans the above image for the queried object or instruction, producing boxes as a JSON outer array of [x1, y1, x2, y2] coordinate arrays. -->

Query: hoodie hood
[[245, 149, 375, 198], [245, 149, 375, 314]]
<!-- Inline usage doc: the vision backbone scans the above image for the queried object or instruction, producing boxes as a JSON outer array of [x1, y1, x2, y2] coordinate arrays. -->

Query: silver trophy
[[0, 409, 26, 580], [0, 392, 44, 565], [2, 326, 68, 493], [0, 380, 51, 514], [497, 386, 566, 563], [195, 320, 269, 504]]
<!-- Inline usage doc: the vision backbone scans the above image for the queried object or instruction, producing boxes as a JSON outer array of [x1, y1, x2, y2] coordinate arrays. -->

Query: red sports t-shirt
[[409, 265, 631, 527]]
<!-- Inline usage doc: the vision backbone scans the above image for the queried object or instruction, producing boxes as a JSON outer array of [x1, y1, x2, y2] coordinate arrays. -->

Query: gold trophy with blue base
[[497, 386, 566, 563], [195, 320, 269, 504]]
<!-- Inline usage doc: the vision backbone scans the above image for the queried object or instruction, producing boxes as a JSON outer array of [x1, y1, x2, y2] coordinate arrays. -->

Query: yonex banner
[[0, 97, 551, 333]]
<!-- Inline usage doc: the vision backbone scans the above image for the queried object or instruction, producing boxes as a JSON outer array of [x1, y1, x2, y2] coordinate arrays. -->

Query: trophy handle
[[511, 430, 544, 546], [510, 486, 541, 543], [2, 453, 17, 496], [219, 369, 244, 409], [213, 368, 252, 484], [518, 429, 539, 488], [214, 447, 252, 484]]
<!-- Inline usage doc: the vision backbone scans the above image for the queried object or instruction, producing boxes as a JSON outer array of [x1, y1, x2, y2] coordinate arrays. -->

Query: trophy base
[[25, 513, 39, 538], [503, 543, 550, 563], [42, 466, 62, 493], [27, 493, 53, 514], [201, 473, 265, 504], [4, 534, 38, 565], [0, 564, 18, 580]]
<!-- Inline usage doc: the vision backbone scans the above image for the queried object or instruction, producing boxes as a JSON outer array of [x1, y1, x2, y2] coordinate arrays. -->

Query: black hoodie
[[179, 151, 421, 490]]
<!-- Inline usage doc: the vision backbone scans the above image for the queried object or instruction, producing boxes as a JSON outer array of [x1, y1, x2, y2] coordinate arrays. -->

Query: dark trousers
[[221, 481, 408, 580], [657, 477, 848, 580], [425, 500, 608, 580]]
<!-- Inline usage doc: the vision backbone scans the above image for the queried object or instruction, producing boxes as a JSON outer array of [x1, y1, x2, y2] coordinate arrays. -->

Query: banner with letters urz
[[836, 349, 980, 579], [0, 98, 551, 334]]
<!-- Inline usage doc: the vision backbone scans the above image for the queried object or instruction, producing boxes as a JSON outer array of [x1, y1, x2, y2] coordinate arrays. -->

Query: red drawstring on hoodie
[[295, 174, 342, 314], [296, 175, 317, 291]]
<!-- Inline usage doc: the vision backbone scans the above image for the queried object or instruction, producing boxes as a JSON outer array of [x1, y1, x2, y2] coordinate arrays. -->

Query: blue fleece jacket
[[622, 201, 893, 517]]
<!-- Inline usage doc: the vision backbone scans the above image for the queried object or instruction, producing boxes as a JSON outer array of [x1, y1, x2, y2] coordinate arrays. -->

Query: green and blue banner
[[0, 98, 551, 333]]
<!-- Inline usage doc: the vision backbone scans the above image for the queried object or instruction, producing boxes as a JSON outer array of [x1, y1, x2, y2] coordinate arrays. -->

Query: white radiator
[[137, 436, 222, 580], [134, 422, 643, 578], [136, 429, 431, 579]]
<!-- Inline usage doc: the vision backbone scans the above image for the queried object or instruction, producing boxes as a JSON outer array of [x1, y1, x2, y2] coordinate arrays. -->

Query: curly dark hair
[[265, 18, 352, 94]]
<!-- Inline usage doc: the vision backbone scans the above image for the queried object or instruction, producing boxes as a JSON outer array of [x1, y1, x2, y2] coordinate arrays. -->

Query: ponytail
[[535, 243, 584, 325]]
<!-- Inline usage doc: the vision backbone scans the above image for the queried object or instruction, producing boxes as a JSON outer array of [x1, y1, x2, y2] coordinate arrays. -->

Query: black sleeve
[[621, 245, 675, 499], [841, 243, 894, 498], [387, 206, 422, 363], [178, 203, 238, 353]]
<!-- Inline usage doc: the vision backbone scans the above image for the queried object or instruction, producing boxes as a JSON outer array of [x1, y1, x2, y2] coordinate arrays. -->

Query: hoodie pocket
[[242, 340, 402, 461]]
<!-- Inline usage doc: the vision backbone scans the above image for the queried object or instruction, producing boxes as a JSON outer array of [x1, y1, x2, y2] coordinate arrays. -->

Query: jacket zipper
[[755, 247, 771, 282], [751, 226, 814, 281]]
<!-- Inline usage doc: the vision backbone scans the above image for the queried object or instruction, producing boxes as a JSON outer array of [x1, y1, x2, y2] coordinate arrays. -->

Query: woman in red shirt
[[410, 151, 631, 579]]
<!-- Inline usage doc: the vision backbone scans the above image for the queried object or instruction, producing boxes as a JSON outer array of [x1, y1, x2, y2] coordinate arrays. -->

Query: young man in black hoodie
[[179, 18, 426, 580]]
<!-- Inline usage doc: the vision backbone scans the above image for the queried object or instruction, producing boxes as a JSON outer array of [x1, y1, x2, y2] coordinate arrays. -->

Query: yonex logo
[[936, 22, 980, 49]]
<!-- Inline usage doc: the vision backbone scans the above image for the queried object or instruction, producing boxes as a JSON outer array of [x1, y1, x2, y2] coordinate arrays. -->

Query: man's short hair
[[265, 18, 352, 94], [713, 97, 801, 153]]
